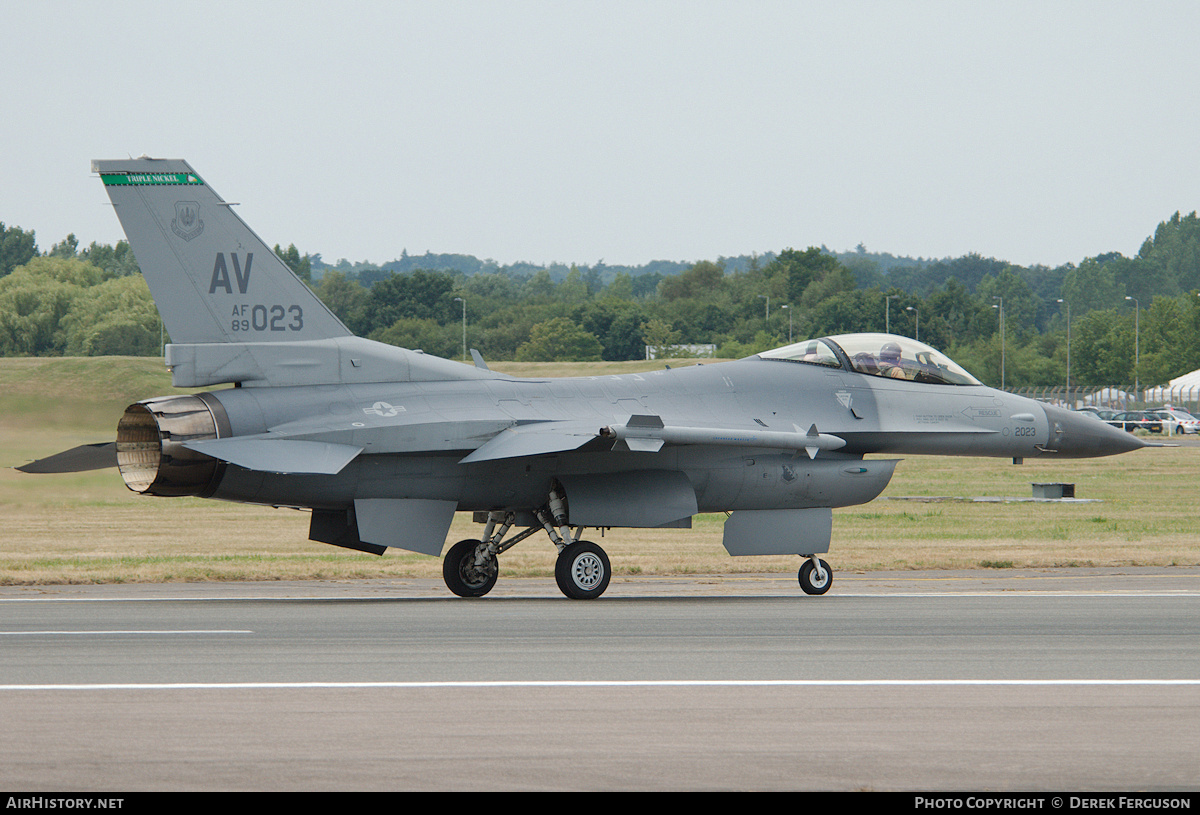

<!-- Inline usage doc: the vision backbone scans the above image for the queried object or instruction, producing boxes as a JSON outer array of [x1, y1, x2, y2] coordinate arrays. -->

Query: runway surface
[[2, 568, 1198, 791]]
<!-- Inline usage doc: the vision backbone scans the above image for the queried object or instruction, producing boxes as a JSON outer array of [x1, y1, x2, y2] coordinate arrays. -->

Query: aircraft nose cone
[[1042, 404, 1145, 457]]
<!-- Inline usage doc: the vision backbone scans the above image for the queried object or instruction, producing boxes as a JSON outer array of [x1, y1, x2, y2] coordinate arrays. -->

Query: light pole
[[906, 306, 919, 342], [1126, 296, 1140, 399], [885, 294, 899, 334], [1058, 298, 1071, 401], [758, 294, 769, 327], [992, 297, 1005, 389], [780, 304, 792, 343], [453, 296, 466, 361]]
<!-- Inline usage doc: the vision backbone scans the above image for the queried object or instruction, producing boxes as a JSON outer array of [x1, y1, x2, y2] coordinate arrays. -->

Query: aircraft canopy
[[758, 333, 982, 386]]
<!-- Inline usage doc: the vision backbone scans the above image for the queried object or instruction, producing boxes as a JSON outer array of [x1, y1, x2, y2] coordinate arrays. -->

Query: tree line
[[3, 211, 1200, 390]]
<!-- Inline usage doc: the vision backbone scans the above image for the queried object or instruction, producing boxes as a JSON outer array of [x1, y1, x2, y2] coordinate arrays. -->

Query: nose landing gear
[[798, 556, 832, 595]]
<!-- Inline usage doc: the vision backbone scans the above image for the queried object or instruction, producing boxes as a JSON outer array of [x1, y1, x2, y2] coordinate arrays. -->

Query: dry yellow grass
[[3, 356, 1198, 584]]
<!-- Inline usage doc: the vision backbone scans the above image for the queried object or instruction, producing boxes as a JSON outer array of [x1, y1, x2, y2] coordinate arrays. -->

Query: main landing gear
[[555, 540, 611, 600], [442, 538, 499, 598], [442, 485, 612, 600], [442, 486, 835, 600]]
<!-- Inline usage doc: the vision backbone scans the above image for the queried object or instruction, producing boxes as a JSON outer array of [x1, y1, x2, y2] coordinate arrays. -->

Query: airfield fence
[[1007, 385, 1200, 413]]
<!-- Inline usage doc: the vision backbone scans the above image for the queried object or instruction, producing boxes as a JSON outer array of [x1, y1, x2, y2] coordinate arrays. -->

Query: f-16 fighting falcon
[[19, 158, 1144, 599]]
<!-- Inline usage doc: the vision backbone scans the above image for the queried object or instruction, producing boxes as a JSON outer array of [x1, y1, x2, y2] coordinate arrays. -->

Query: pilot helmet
[[880, 341, 902, 362]]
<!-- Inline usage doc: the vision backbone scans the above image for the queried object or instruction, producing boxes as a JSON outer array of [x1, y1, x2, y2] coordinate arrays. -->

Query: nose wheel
[[798, 557, 832, 595]]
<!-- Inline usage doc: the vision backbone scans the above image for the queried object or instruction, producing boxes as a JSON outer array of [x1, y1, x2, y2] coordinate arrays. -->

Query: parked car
[[1076, 407, 1120, 422], [1105, 410, 1163, 433], [1144, 407, 1200, 434]]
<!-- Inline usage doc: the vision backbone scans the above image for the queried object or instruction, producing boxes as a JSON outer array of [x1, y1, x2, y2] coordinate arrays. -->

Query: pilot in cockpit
[[877, 341, 909, 379]]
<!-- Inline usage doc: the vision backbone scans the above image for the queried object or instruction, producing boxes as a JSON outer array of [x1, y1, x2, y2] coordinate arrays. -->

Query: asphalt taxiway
[[2, 569, 1198, 790]]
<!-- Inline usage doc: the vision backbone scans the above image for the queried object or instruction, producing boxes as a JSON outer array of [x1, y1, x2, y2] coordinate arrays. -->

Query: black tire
[[798, 558, 833, 595], [443, 539, 498, 598], [555, 541, 611, 600]]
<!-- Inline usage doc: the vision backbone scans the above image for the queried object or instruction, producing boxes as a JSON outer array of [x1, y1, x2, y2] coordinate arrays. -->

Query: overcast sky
[[3, 1, 1198, 270]]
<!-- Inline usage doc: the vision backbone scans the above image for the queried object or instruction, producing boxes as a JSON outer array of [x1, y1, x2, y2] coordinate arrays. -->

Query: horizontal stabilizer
[[16, 442, 116, 473], [181, 438, 363, 474], [459, 421, 599, 464]]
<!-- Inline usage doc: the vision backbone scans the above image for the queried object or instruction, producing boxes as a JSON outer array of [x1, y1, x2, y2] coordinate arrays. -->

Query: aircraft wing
[[460, 414, 847, 464], [458, 421, 600, 464], [19, 412, 847, 476], [15, 442, 116, 473]]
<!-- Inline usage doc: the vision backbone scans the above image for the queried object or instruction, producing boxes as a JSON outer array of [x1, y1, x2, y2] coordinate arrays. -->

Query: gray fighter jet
[[20, 158, 1144, 599]]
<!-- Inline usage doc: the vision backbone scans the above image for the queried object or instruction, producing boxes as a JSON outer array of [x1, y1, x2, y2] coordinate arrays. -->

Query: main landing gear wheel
[[443, 539, 499, 598], [798, 558, 832, 595], [555, 540, 611, 600]]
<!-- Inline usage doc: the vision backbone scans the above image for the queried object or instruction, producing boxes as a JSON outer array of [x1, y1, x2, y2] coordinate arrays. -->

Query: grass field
[[3, 356, 1197, 585]]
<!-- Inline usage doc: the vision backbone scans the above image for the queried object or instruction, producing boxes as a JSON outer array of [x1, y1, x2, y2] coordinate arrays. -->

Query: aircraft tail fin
[[92, 158, 351, 345]]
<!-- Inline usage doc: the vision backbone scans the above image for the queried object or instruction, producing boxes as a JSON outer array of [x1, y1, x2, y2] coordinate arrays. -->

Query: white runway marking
[[0, 630, 253, 635], [0, 679, 1197, 691]]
